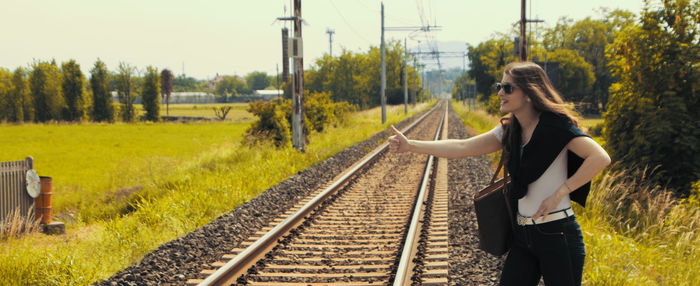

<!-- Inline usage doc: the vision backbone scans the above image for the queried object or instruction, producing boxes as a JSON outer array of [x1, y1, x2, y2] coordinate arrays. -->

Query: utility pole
[[437, 54, 443, 99], [326, 28, 335, 57], [281, 28, 290, 83], [462, 52, 466, 105], [517, 1, 543, 62], [412, 57, 417, 106], [380, 5, 440, 121], [276, 64, 281, 100], [281, 27, 291, 100], [380, 2, 386, 124], [403, 38, 408, 114], [278, 5, 305, 151], [520, 0, 527, 61], [292, 0, 305, 152]]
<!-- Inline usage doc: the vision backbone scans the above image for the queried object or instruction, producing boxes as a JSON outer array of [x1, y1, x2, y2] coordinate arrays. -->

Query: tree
[[245, 71, 270, 91], [213, 106, 232, 120], [141, 66, 161, 121], [304, 41, 420, 110], [173, 75, 196, 91], [30, 61, 65, 122], [61, 60, 85, 121], [7, 68, 31, 122], [542, 17, 574, 51], [215, 76, 246, 102], [451, 72, 476, 103], [604, 0, 700, 192], [0, 68, 12, 121], [468, 36, 515, 103], [267, 74, 280, 89], [542, 11, 636, 112], [115, 62, 137, 122], [90, 59, 114, 122], [545, 49, 595, 104], [160, 69, 173, 116]]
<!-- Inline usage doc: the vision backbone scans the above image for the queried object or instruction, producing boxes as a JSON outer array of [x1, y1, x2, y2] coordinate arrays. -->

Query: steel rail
[[393, 102, 447, 285], [198, 102, 443, 286]]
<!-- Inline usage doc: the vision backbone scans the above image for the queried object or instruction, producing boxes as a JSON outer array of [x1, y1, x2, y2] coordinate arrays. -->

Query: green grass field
[[1, 104, 255, 222], [0, 120, 250, 222], [0, 102, 432, 285]]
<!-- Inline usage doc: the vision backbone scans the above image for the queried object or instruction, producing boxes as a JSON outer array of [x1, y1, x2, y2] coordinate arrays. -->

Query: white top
[[490, 125, 572, 217]]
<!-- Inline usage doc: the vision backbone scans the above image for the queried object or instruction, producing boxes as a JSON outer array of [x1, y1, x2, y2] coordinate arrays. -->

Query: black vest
[[507, 112, 591, 207]]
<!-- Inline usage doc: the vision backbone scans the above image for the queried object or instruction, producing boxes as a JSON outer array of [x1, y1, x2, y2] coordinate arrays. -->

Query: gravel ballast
[[96, 104, 505, 286]]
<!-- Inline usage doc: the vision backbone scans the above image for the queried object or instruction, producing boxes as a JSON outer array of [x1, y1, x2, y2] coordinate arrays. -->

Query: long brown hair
[[500, 62, 580, 152]]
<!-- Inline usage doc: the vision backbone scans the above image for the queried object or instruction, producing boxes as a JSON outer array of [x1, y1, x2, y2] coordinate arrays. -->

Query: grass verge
[[575, 169, 699, 285], [451, 100, 501, 165]]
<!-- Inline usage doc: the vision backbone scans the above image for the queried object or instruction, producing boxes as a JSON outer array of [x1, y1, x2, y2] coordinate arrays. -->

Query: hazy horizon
[[1, 0, 645, 80]]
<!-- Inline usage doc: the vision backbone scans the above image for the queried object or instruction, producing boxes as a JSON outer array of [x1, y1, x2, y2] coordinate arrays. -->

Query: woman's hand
[[388, 125, 410, 153], [532, 185, 568, 221]]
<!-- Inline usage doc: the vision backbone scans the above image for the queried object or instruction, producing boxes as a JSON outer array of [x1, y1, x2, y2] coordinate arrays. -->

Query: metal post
[[282, 27, 290, 99], [404, 38, 408, 114], [422, 69, 426, 102], [520, 0, 527, 61], [26, 156, 33, 169], [462, 53, 466, 105], [292, 0, 305, 152], [281, 28, 289, 82], [326, 28, 335, 57], [380, 2, 386, 124], [412, 58, 417, 106]]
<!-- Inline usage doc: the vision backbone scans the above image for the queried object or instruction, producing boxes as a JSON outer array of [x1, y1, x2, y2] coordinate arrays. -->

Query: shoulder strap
[[490, 151, 506, 184]]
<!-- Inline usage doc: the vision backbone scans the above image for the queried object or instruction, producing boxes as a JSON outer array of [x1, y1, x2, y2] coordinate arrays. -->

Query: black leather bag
[[474, 152, 515, 256]]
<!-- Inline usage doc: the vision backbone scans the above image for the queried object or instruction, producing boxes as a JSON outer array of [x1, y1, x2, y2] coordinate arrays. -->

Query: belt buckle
[[517, 215, 529, 225]]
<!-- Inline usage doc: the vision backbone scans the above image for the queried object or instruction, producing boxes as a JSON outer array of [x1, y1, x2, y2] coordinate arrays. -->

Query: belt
[[517, 208, 574, 226]]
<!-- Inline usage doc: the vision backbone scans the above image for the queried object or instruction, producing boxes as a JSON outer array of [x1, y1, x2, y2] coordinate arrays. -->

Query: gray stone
[[41, 221, 65, 235]]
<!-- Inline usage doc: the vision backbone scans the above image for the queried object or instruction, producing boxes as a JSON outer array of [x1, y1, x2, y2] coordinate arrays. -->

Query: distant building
[[167, 92, 216, 104], [253, 90, 283, 98], [229, 90, 283, 103], [208, 74, 224, 90], [111, 91, 216, 104]]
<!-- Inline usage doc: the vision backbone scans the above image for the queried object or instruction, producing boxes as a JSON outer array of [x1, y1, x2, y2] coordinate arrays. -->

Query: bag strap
[[489, 151, 506, 184]]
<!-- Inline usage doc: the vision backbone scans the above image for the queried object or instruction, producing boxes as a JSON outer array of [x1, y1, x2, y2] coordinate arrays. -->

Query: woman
[[388, 62, 611, 285]]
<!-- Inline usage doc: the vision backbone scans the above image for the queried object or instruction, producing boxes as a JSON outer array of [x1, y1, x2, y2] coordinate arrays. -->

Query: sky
[[0, 0, 645, 80]]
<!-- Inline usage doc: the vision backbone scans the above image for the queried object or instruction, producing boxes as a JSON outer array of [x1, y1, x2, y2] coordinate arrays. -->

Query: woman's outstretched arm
[[388, 125, 501, 158]]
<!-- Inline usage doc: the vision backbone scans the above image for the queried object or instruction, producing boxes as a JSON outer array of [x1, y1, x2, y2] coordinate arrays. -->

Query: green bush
[[244, 100, 291, 147], [306, 91, 356, 132], [603, 0, 699, 193], [486, 92, 502, 115], [589, 122, 603, 137], [245, 92, 357, 147]]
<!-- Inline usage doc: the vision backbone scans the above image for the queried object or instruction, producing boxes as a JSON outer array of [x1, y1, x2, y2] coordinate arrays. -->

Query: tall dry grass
[[0, 206, 40, 240], [584, 165, 699, 247], [576, 166, 699, 285]]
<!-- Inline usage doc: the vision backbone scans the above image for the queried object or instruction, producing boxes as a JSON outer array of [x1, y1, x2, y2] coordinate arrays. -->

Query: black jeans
[[499, 215, 586, 286]]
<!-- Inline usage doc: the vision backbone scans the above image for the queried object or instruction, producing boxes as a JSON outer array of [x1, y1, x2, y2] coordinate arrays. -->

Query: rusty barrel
[[35, 176, 53, 224]]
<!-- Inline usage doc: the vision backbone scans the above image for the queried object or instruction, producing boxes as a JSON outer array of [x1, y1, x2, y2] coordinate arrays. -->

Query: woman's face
[[498, 74, 530, 114]]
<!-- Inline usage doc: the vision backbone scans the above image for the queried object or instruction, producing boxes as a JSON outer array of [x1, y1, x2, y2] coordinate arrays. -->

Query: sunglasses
[[496, 82, 516, 94]]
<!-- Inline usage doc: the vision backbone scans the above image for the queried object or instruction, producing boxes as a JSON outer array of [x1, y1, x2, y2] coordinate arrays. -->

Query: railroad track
[[187, 100, 451, 285]]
